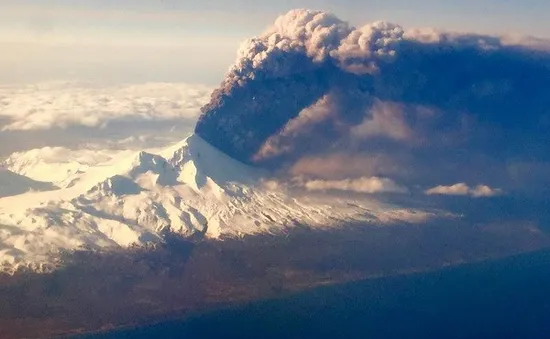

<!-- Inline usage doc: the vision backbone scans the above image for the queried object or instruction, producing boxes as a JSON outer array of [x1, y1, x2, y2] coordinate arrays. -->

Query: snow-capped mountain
[[0, 134, 438, 274], [3, 147, 135, 188]]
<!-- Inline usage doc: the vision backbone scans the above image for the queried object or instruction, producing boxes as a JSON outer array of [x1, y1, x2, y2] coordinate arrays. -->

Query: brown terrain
[[0, 220, 549, 339]]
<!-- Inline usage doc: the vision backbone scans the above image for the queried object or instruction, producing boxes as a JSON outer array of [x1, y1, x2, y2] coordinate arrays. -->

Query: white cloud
[[0, 82, 212, 131], [302, 176, 408, 194], [470, 185, 503, 198], [425, 183, 503, 198], [426, 183, 470, 196]]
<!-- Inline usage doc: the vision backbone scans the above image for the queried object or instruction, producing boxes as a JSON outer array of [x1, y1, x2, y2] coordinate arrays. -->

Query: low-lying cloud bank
[[0, 82, 212, 157], [195, 9, 550, 195], [0, 82, 211, 131]]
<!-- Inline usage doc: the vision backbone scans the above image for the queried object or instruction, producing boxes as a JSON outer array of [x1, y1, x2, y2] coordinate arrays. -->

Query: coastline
[[62, 246, 550, 339], [1, 221, 548, 339]]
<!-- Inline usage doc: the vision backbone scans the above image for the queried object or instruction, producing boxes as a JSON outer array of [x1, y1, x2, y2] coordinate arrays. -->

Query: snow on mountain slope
[[0, 134, 440, 274], [3, 147, 135, 188], [0, 169, 57, 198]]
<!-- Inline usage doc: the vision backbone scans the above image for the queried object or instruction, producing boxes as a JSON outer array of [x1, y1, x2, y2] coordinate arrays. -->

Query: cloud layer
[[0, 82, 211, 131], [0, 82, 213, 158]]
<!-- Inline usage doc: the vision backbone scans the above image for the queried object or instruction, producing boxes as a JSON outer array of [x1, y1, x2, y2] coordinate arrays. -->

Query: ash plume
[[195, 9, 403, 163], [195, 9, 550, 193]]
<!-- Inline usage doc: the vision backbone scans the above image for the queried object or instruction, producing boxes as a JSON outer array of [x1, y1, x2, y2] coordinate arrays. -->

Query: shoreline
[[0, 221, 548, 339], [58, 246, 550, 339]]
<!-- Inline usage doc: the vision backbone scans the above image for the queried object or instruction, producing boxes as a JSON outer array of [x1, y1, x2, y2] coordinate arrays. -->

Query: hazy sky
[[1, 0, 549, 85]]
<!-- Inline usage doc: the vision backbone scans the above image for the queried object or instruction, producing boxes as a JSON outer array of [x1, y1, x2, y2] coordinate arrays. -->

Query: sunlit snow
[[0, 134, 440, 274]]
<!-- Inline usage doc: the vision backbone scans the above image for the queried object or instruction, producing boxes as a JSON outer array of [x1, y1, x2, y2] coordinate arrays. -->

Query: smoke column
[[195, 9, 550, 192]]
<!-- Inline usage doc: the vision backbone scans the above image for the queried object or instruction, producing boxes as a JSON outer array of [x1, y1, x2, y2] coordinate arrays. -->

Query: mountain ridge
[[0, 134, 437, 274]]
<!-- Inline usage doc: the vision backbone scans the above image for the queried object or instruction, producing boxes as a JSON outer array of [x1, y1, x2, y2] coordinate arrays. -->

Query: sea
[[74, 249, 550, 339]]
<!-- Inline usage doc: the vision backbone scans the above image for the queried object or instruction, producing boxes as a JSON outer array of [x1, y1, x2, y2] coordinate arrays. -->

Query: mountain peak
[[0, 134, 440, 274]]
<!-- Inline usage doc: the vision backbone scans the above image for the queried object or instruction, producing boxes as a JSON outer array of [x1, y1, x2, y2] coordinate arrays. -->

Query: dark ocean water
[[76, 249, 550, 339]]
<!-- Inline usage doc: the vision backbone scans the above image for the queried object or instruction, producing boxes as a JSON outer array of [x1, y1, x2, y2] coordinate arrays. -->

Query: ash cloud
[[195, 9, 550, 194]]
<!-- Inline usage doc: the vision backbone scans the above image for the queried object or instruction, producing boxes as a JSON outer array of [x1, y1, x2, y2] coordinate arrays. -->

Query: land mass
[[0, 219, 548, 339]]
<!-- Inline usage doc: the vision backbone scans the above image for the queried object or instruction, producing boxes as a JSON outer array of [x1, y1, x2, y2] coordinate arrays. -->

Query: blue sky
[[1, 0, 549, 84]]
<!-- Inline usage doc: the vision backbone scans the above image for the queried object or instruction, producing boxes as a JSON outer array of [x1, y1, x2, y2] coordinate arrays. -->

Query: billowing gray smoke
[[195, 9, 550, 193], [196, 9, 403, 162]]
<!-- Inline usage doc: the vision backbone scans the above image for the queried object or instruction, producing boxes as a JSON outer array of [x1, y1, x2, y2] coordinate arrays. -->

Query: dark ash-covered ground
[[0, 218, 548, 339]]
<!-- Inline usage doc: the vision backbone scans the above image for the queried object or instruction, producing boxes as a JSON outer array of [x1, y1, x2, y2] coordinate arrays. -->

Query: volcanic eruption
[[195, 9, 550, 193]]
